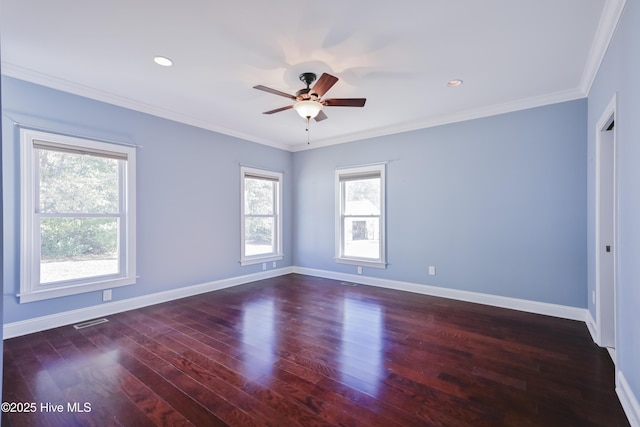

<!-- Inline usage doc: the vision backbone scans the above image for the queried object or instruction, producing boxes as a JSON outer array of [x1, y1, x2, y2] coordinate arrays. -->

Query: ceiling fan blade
[[262, 105, 293, 114], [311, 73, 339, 97], [314, 110, 328, 122], [253, 85, 296, 100], [322, 98, 367, 107]]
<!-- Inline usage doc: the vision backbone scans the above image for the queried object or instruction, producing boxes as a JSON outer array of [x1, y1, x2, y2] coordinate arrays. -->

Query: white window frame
[[240, 166, 283, 266], [19, 129, 136, 303], [335, 163, 387, 269]]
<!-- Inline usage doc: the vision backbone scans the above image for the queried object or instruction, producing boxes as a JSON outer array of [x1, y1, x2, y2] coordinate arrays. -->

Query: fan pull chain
[[306, 116, 311, 144]]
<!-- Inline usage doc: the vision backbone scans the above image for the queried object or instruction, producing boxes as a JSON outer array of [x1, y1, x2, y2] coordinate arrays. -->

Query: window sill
[[18, 276, 136, 303]]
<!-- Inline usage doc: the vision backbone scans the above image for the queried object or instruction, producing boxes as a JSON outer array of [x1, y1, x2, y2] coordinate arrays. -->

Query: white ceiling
[[0, 0, 625, 151]]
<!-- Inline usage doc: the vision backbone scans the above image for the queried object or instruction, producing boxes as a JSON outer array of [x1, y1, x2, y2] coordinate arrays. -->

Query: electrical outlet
[[262, 263, 267, 271], [103, 289, 112, 302], [272, 261, 277, 268], [428, 266, 436, 276], [357, 266, 363, 275]]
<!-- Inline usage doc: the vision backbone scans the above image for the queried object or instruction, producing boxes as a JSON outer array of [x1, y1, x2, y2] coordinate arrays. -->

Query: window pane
[[38, 149, 119, 214], [40, 217, 119, 284], [343, 217, 380, 259], [344, 178, 380, 215], [245, 217, 274, 256], [244, 178, 274, 215]]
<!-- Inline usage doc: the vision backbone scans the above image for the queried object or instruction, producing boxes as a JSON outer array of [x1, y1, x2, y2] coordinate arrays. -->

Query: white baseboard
[[3, 267, 294, 339], [2, 265, 589, 338], [293, 267, 588, 321], [586, 309, 599, 344], [618, 371, 640, 427]]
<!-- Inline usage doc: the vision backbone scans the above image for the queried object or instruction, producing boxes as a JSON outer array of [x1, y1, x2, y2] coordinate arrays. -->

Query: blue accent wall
[[588, 0, 640, 412], [294, 100, 588, 307], [2, 76, 293, 324]]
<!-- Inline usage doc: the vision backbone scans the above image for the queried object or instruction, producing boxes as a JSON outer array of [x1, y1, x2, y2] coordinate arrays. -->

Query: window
[[335, 163, 386, 268], [20, 129, 136, 303], [240, 166, 283, 266]]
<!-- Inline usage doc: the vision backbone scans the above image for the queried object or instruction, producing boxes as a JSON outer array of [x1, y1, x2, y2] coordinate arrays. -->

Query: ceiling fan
[[253, 72, 366, 122]]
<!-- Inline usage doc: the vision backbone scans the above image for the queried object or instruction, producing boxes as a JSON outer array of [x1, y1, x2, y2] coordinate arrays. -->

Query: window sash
[[38, 216, 122, 285], [33, 148, 127, 285], [244, 177, 276, 215], [35, 149, 124, 215]]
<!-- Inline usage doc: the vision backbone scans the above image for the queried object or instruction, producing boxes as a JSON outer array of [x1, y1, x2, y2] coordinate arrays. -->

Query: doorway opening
[[595, 95, 617, 363]]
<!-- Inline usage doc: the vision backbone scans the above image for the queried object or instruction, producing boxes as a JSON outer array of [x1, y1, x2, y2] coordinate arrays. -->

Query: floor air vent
[[340, 282, 358, 286], [73, 318, 108, 329]]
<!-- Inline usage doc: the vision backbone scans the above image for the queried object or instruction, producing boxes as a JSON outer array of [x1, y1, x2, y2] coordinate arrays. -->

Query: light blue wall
[[1, 80, 589, 320], [587, 0, 640, 411], [294, 100, 587, 307], [2, 76, 293, 324]]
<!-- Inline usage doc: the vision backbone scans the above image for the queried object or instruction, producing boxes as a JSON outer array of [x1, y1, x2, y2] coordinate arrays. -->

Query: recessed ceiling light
[[447, 79, 463, 87], [154, 56, 173, 67]]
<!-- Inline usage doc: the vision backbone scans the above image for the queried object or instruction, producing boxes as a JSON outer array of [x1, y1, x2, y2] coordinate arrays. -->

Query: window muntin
[[336, 164, 386, 268], [20, 129, 136, 303], [241, 166, 283, 265]]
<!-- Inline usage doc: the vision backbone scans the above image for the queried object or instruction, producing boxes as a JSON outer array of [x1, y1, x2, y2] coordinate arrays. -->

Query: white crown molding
[[291, 87, 586, 152], [2, 267, 294, 339], [1, 62, 291, 152], [293, 266, 588, 321], [580, 0, 628, 94], [4, 61, 586, 154], [618, 371, 640, 427], [4, 266, 587, 339]]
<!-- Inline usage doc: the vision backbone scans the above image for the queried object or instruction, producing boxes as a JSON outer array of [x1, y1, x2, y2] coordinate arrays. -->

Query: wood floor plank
[[2, 274, 631, 426], [84, 320, 232, 427], [110, 312, 307, 427]]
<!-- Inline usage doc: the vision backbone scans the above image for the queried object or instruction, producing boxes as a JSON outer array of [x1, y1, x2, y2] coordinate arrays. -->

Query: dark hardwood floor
[[2, 274, 630, 426]]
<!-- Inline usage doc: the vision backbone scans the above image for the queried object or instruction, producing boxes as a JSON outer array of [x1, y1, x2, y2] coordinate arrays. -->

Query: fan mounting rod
[[296, 72, 319, 99], [299, 72, 317, 88]]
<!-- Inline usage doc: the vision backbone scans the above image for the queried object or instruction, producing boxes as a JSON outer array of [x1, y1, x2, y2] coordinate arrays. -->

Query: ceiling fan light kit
[[293, 100, 323, 119]]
